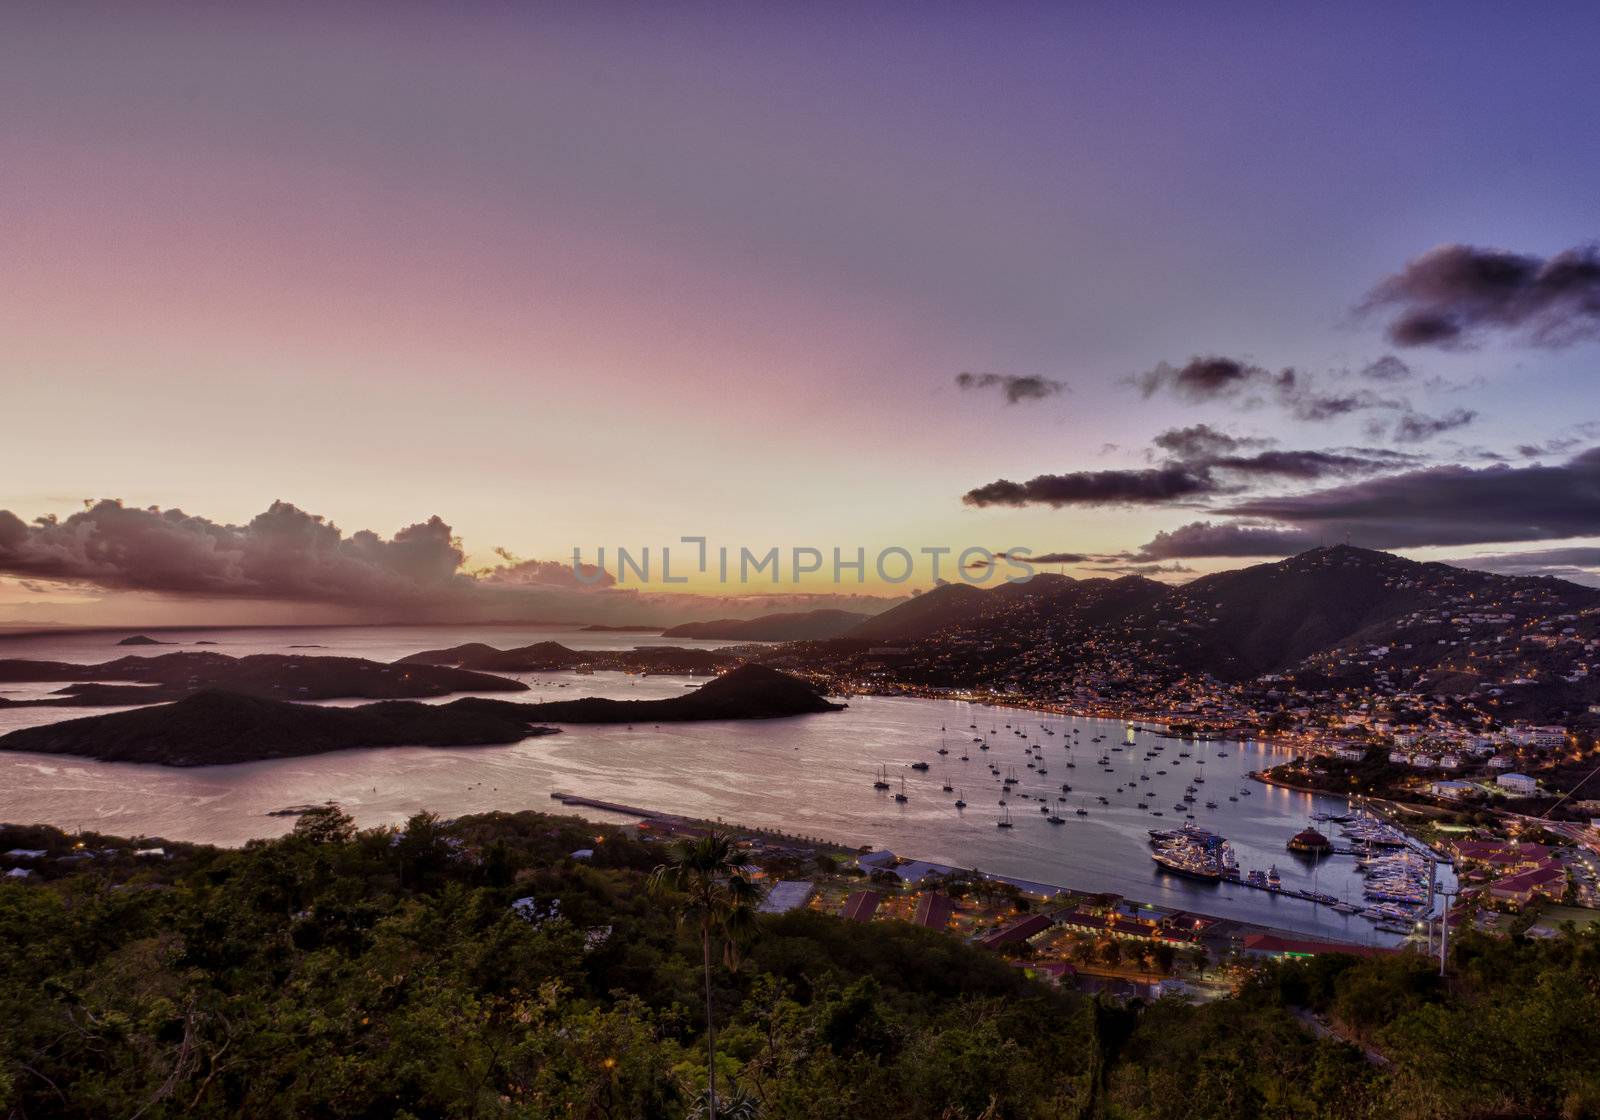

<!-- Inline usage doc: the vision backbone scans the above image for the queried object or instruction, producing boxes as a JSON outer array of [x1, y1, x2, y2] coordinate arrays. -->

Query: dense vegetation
[[2, 810, 1597, 1119]]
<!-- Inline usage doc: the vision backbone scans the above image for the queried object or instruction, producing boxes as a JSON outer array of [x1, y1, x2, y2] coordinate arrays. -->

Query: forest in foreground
[[2, 809, 1598, 1120]]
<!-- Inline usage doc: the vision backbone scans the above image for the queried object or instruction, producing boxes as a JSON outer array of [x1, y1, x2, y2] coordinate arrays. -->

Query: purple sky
[[3, 3, 1599, 623]]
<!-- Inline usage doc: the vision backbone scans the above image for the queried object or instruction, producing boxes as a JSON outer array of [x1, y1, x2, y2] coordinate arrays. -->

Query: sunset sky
[[3, 3, 1599, 624]]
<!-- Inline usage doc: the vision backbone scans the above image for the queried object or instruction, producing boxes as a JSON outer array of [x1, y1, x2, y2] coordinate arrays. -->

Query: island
[[115, 635, 169, 646], [397, 641, 733, 676], [661, 608, 869, 642], [0, 665, 842, 765], [0, 651, 528, 707]]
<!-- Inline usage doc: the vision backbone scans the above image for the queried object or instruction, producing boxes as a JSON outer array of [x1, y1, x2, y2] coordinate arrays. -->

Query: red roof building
[[977, 912, 1053, 948], [1450, 840, 1549, 870], [1241, 933, 1397, 959], [914, 892, 955, 930], [840, 890, 882, 923], [1487, 860, 1567, 908]]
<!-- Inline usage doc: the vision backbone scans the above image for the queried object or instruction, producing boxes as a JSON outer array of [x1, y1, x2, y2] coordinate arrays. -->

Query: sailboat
[[894, 776, 908, 804], [996, 806, 1013, 829], [954, 790, 967, 809], [1075, 798, 1089, 816], [941, 774, 954, 792], [872, 765, 890, 790]]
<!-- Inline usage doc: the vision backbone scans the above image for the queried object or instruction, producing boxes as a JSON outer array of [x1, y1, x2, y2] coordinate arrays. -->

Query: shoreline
[[546, 790, 1404, 953]]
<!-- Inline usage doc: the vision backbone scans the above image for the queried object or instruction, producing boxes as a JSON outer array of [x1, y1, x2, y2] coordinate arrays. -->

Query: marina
[[0, 626, 1448, 944]]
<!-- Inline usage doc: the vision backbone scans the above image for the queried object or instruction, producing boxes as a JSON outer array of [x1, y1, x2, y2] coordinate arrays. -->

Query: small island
[[0, 665, 841, 766], [398, 641, 733, 676], [0, 651, 528, 707]]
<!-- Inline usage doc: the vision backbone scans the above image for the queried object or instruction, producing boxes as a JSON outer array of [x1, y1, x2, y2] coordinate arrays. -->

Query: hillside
[[778, 547, 1600, 718], [2, 811, 1595, 1119], [662, 608, 870, 641], [843, 582, 997, 641]]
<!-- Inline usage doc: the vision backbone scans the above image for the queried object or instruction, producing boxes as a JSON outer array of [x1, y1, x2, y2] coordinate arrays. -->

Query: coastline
[[545, 790, 1404, 953]]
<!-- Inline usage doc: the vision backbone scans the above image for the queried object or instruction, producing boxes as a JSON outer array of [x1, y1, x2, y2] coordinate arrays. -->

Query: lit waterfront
[[0, 627, 1424, 943]]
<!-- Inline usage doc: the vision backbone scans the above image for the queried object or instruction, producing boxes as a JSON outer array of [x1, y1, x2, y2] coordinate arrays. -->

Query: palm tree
[[650, 831, 761, 1120]]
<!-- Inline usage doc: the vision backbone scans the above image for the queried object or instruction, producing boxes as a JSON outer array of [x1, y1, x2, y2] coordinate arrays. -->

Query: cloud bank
[[1362, 242, 1600, 349], [0, 500, 899, 625], [1132, 446, 1600, 558]]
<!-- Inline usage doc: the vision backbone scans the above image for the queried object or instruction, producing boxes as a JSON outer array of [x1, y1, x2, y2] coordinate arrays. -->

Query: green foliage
[[3, 813, 1599, 1119]]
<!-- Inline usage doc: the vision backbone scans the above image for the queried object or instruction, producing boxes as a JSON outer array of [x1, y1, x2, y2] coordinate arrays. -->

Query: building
[[976, 912, 1054, 949], [840, 890, 882, 923], [856, 850, 897, 872], [1451, 839, 1549, 871], [1487, 861, 1567, 908], [1496, 773, 1539, 796], [1240, 933, 1394, 959], [913, 892, 955, 930], [1430, 779, 1477, 800], [757, 880, 815, 914], [1508, 725, 1566, 750]]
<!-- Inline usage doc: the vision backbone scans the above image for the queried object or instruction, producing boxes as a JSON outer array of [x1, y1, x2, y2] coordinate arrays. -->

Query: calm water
[[0, 625, 1410, 943]]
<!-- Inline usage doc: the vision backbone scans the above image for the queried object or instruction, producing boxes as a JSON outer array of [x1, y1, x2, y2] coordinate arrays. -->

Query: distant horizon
[[6, 539, 1600, 632]]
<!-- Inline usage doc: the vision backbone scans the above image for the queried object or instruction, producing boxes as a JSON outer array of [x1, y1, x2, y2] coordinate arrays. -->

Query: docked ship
[[1149, 824, 1239, 883]]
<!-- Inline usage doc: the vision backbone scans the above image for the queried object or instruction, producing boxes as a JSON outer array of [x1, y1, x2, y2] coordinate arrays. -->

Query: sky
[[2, 2, 1599, 625]]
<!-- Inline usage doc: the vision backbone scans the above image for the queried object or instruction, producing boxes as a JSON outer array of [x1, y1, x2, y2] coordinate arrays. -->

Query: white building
[[1508, 725, 1566, 750], [1497, 773, 1539, 796]]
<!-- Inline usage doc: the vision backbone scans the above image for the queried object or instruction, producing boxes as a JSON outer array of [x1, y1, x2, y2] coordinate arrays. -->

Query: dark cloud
[[1135, 521, 1320, 559], [1207, 449, 1399, 480], [1516, 424, 1600, 459], [1518, 437, 1582, 458], [1086, 560, 1196, 577], [1132, 355, 1405, 421], [0, 500, 468, 605], [1446, 547, 1600, 588], [965, 428, 1408, 512], [1390, 407, 1478, 443], [1151, 425, 1407, 481], [968, 550, 1095, 569], [1358, 355, 1415, 382], [480, 548, 616, 589], [956, 371, 1067, 404], [1132, 356, 1277, 402], [0, 499, 912, 624], [962, 465, 1220, 508], [1218, 446, 1600, 549], [1150, 424, 1269, 460], [1286, 388, 1406, 422], [1361, 242, 1600, 349]]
